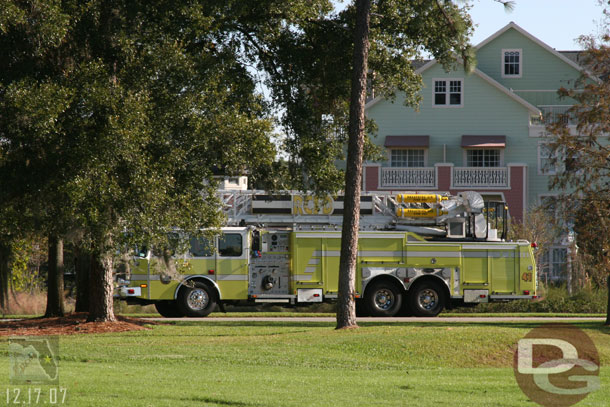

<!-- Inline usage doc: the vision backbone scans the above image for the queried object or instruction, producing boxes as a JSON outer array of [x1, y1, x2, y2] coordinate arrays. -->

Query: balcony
[[452, 167, 508, 188], [380, 167, 436, 188], [377, 166, 509, 189], [529, 105, 578, 137]]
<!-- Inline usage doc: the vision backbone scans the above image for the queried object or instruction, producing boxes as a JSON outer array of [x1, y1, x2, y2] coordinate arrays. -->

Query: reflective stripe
[[216, 275, 248, 281], [407, 251, 461, 258], [304, 267, 317, 274], [313, 250, 401, 257], [461, 245, 518, 250], [307, 259, 320, 265], [296, 233, 403, 239], [359, 251, 403, 257], [463, 251, 516, 258]]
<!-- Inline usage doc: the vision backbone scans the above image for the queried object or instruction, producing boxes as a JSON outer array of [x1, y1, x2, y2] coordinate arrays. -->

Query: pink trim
[[364, 165, 379, 191]]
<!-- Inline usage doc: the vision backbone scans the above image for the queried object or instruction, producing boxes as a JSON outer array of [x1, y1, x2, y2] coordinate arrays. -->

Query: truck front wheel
[[154, 301, 185, 318], [364, 280, 403, 317], [409, 280, 446, 317], [177, 281, 217, 317]]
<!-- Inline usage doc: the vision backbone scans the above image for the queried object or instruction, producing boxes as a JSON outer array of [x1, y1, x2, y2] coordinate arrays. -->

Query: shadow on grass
[[182, 396, 263, 406], [165, 320, 610, 334]]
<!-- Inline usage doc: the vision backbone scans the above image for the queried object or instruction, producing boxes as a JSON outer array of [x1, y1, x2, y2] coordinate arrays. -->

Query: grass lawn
[[1, 320, 609, 406]]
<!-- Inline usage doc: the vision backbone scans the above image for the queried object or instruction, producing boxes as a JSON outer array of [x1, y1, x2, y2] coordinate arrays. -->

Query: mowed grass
[[1, 321, 609, 406]]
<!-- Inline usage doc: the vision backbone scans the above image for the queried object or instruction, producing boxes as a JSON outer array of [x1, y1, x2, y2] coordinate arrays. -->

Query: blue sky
[[468, 0, 606, 49], [332, 1, 606, 50]]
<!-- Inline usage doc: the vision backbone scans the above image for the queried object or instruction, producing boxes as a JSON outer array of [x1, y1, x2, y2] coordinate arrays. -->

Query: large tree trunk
[[0, 242, 10, 312], [605, 274, 610, 326], [74, 247, 90, 312], [44, 235, 65, 317], [87, 249, 116, 322], [336, 0, 371, 330]]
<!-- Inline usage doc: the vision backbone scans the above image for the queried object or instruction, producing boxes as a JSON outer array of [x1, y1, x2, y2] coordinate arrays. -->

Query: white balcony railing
[[452, 167, 508, 188], [380, 167, 436, 188], [530, 105, 576, 126]]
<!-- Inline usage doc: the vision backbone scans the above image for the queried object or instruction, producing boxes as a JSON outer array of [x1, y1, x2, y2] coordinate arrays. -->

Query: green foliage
[[8, 237, 46, 293], [451, 286, 608, 314], [0, 0, 276, 255], [546, 13, 610, 286], [217, 0, 474, 192]]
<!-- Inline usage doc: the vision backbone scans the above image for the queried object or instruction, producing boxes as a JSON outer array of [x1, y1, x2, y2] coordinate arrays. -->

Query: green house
[[364, 22, 591, 281]]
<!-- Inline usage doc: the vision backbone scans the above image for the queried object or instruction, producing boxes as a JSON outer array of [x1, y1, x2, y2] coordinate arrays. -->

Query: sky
[[331, 1, 607, 50], [468, 0, 606, 50]]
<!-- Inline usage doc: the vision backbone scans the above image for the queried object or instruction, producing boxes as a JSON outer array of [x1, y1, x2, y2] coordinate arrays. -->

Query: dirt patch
[[0, 313, 156, 336]]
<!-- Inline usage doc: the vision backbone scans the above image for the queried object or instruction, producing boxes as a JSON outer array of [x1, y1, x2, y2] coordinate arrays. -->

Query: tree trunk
[[74, 247, 90, 312], [44, 235, 65, 317], [336, 0, 371, 330], [87, 249, 116, 322], [0, 242, 10, 312], [605, 274, 610, 326]]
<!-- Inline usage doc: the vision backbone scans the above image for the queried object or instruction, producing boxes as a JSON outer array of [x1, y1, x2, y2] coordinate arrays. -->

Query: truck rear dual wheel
[[177, 281, 217, 317], [409, 281, 446, 317], [364, 281, 403, 317]]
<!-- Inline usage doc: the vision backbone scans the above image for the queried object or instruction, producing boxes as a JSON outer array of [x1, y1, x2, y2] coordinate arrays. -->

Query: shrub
[[448, 286, 607, 314]]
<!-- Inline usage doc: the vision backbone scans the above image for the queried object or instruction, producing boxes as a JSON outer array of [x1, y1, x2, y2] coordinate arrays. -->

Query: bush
[[448, 286, 607, 314]]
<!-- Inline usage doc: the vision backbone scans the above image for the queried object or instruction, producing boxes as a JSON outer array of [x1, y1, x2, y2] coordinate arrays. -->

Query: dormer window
[[502, 49, 522, 77]]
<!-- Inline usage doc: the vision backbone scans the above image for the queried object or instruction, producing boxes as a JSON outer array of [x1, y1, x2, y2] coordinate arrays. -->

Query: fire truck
[[117, 179, 538, 317]]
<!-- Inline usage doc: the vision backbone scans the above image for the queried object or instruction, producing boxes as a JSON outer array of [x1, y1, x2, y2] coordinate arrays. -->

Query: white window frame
[[388, 148, 428, 168], [462, 148, 504, 167], [537, 141, 558, 175], [432, 78, 464, 108], [502, 48, 522, 78]]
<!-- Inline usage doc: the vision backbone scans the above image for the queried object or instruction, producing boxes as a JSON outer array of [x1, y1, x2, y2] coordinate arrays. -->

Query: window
[[390, 149, 425, 167], [218, 233, 242, 257], [189, 236, 214, 257], [502, 49, 522, 77], [538, 142, 558, 175], [466, 149, 501, 167], [539, 247, 568, 281], [433, 79, 463, 106]]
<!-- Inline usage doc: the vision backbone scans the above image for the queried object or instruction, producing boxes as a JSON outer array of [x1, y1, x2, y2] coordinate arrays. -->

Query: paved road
[[144, 316, 606, 323]]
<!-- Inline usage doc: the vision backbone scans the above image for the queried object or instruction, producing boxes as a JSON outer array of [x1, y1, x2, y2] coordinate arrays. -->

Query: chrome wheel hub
[[187, 288, 209, 311], [418, 289, 438, 310], [374, 289, 395, 310]]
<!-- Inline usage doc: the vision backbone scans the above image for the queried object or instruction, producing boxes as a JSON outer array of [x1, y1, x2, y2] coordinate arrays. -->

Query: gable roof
[[365, 59, 541, 114], [476, 22, 593, 77]]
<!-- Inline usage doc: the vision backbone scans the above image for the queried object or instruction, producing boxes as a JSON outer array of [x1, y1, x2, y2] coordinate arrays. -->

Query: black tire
[[177, 281, 217, 317], [409, 280, 446, 317], [364, 280, 403, 317], [355, 298, 369, 317], [154, 301, 185, 318]]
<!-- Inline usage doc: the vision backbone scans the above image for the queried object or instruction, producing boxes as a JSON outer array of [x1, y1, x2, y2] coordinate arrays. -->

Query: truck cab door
[[215, 230, 249, 300]]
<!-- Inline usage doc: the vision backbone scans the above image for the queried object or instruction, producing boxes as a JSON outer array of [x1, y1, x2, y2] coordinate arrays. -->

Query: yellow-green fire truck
[[117, 187, 538, 317]]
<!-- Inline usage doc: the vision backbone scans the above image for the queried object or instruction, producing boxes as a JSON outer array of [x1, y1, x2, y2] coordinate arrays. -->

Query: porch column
[[435, 163, 453, 192], [363, 164, 380, 191], [506, 163, 528, 222]]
